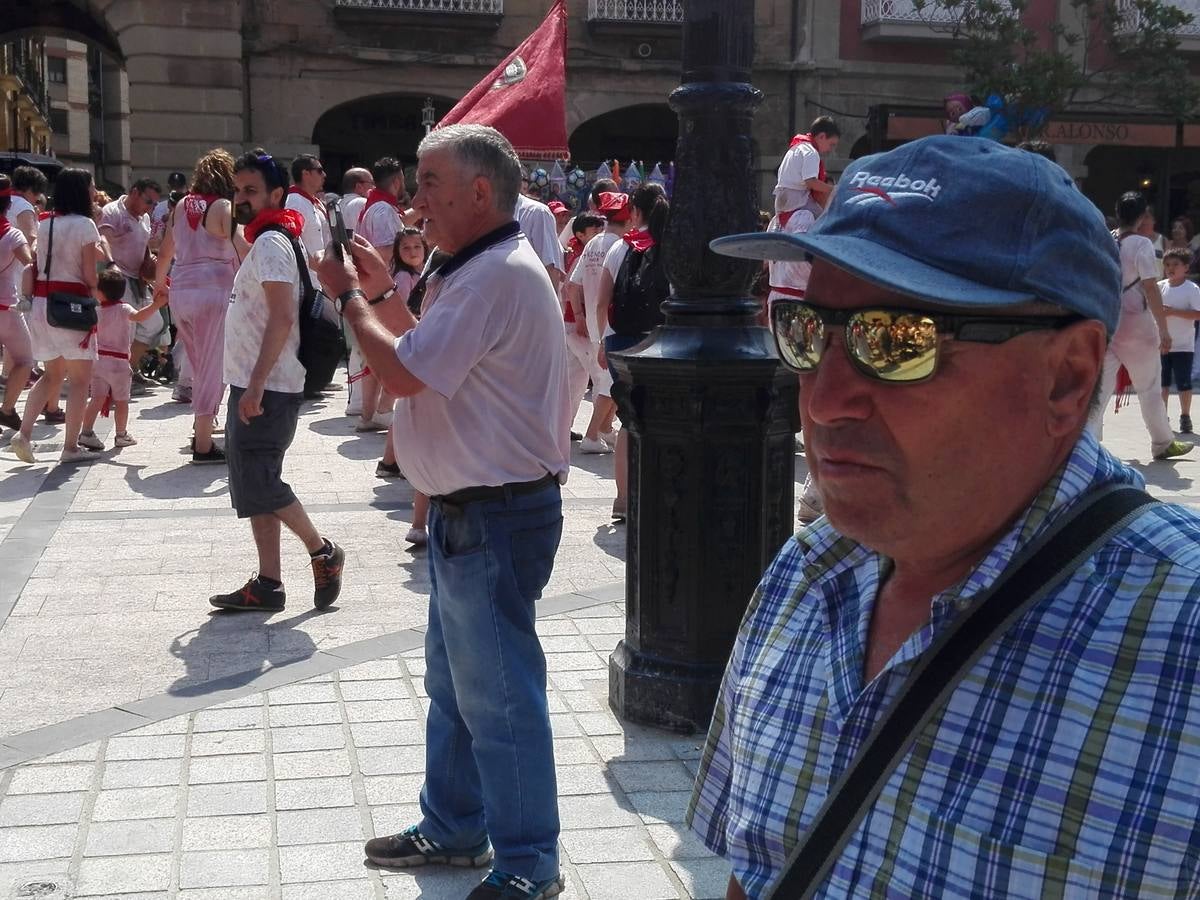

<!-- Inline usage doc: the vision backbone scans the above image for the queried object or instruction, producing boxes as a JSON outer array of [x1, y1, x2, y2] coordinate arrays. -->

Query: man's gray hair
[[418, 124, 521, 214]]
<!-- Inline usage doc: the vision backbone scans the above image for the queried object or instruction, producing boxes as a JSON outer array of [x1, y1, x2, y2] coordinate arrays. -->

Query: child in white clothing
[[79, 267, 168, 449], [1159, 248, 1200, 433]]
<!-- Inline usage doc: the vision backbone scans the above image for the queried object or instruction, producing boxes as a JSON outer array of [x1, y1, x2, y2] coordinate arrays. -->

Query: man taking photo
[[208, 149, 345, 614]]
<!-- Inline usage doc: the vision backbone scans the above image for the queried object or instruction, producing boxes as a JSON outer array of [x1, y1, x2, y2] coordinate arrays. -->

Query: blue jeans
[[418, 480, 564, 881]]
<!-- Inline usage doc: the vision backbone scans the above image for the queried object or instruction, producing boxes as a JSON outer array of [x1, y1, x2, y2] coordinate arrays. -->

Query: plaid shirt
[[688, 433, 1200, 899]]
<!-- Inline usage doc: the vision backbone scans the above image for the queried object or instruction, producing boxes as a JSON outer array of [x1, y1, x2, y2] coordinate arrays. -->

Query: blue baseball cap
[[712, 135, 1121, 335]]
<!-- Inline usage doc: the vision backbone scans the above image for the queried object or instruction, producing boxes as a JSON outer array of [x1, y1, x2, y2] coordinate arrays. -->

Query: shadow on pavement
[[594, 523, 626, 561], [134, 397, 197, 421], [123, 462, 229, 501], [569, 450, 616, 478], [167, 607, 325, 697]]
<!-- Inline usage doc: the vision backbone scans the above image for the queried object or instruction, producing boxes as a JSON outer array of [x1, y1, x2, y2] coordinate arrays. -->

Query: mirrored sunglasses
[[770, 300, 1081, 384]]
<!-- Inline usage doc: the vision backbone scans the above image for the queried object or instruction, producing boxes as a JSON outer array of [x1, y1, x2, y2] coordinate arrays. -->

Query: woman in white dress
[[10, 169, 106, 465]]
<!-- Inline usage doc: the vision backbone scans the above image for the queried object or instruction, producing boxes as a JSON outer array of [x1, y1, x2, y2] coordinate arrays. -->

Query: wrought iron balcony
[[861, 0, 1011, 41], [1, 42, 51, 123], [588, 0, 684, 24], [333, 0, 503, 11], [1115, 0, 1200, 46]]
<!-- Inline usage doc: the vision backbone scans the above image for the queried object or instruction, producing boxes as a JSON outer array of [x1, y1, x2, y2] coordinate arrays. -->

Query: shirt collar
[[436, 221, 521, 279]]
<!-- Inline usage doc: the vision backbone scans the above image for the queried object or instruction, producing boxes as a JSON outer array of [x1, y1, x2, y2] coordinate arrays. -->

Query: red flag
[[436, 0, 568, 159]]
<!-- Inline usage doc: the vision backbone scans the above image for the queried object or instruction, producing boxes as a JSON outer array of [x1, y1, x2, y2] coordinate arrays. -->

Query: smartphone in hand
[[328, 200, 351, 262]]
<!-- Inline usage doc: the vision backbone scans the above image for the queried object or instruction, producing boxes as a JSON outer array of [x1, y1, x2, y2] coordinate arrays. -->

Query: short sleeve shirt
[[284, 192, 331, 261], [359, 201, 401, 250], [1160, 278, 1200, 351], [391, 230, 571, 497], [8, 196, 35, 240], [223, 231, 304, 394], [0, 227, 29, 301], [150, 199, 170, 243], [342, 195, 367, 232], [515, 194, 564, 273], [99, 197, 151, 278], [36, 214, 100, 286], [569, 230, 622, 340], [773, 141, 821, 213], [1117, 232, 1159, 311]]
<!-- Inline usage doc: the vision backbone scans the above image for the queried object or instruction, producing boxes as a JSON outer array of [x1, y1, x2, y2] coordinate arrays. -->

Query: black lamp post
[[607, 0, 799, 733]]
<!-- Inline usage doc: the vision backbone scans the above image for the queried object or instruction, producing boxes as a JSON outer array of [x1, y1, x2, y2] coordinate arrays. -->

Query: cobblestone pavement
[[0, 379, 1196, 898]]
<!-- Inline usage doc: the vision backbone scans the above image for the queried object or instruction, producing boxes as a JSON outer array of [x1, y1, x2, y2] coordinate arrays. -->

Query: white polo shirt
[[391, 224, 571, 497], [773, 141, 821, 215], [99, 197, 151, 279], [342, 194, 367, 232], [514, 194, 564, 274]]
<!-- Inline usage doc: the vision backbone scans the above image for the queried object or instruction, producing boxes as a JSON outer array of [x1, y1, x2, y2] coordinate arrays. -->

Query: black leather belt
[[432, 474, 558, 510]]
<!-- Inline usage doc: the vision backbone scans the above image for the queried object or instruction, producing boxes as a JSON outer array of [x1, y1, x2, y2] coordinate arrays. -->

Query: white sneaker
[[405, 527, 428, 547], [373, 412, 394, 429], [345, 402, 363, 417], [60, 447, 100, 464], [114, 432, 137, 447], [580, 437, 612, 454], [10, 432, 35, 464], [77, 431, 104, 451], [355, 418, 386, 433], [600, 429, 619, 448]]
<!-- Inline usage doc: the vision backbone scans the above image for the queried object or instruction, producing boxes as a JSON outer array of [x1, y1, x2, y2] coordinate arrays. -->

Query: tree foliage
[[913, 0, 1200, 137]]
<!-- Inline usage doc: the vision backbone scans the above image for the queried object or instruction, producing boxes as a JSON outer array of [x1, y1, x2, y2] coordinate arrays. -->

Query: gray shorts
[[225, 385, 303, 518]]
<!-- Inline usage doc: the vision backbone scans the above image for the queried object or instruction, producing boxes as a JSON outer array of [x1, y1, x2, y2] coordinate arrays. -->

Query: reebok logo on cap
[[846, 170, 942, 206]]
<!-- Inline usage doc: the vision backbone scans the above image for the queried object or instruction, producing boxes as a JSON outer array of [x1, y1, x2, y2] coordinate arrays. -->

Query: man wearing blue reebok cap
[[688, 135, 1200, 900]]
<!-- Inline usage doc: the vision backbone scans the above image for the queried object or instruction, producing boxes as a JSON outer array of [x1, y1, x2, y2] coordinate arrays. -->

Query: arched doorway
[[313, 94, 457, 191], [569, 103, 679, 175]]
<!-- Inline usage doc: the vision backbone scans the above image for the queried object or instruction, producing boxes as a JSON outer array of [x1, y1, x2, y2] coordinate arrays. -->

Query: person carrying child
[[78, 267, 168, 450]]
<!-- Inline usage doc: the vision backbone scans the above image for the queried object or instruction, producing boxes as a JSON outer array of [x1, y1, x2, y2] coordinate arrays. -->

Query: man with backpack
[[1088, 191, 1193, 460], [208, 149, 345, 613]]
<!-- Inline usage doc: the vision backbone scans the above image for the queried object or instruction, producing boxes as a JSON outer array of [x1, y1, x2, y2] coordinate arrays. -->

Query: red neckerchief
[[789, 133, 828, 183], [183, 193, 221, 230], [359, 187, 400, 226], [288, 186, 328, 221], [622, 227, 655, 253], [38, 210, 54, 221], [0, 219, 9, 241], [0, 189, 13, 198], [244, 208, 304, 243], [566, 235, 584, 269]]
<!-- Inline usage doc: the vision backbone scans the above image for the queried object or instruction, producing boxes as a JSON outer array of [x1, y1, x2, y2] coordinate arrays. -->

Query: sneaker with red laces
[[311, 540, 345, 610], [209, 577, 286, 612]]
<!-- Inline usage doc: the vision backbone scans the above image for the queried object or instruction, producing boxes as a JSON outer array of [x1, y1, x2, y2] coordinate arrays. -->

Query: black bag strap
[[259, 225, 314, 307], [42, 214, 54, 282], [764, 483, 1157, 900]]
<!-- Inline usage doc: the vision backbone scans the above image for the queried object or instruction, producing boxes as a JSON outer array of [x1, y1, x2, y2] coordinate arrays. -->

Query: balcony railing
[[1115, 0, 1200, 39], [333, 0, 503, 12], [861, 0, 1013, 40], [588, 0, 684, 24], [1, 42, 51, 122]]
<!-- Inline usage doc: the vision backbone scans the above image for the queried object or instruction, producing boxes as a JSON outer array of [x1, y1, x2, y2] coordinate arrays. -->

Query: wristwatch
[[335, 288, 367, 314], [368, 287, 396, 306]]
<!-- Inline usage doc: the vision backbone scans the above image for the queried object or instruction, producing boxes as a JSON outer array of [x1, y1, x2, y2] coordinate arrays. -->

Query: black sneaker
[[192, 445, 226, 465], [467, 870, 566, 899], [569, 431, 582, 442], [375, 461, 402, 478], [42, 408, 65, 424], [210, 577, 286, 612], [311, 540, 345, 610], [0, 408, 19, 431], [364, 825, 493, 869], [1182, 414, 1194, 434]]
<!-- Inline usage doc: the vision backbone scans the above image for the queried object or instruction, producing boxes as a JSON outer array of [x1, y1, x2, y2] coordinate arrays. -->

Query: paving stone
[[343, 699, 420, 723], [92, 786, 179, 821], [125, 717, 191, 736], [283, 881, 376, 900], [181, 814, 272, 852], [268, 703, 343, 728], [272, 748, 353, 780], [363, 773, 425, 806], [190, 730, 266, 756], [75, 853, 172, 895], [0, 792, 86, 826], [555, 763, 615, 796], [546, 652, 607, 672], [177, 889, 268, 900], [192, 707, 264, 733], [354, 745, 426, 777], [589, 736, 677, 762], [670, 857, 730, 900], [102, 758, 185, 789], [574, 712, 624, 737], [278, 841, 375, 883], [552, 737, 599, 766], [350, 721, 424, 747], [6, 762, 95, 794], [275, 776, 355, 811], [338, 679, 409, 701], [33, 742, 101, 764], [561, 825, 655, 863], [575, 861, 681, 899], [609, 761, 698, 794], [85, 818, 176, 856], [178, 847, 270, 889], [267, 683, 339, 705], [381, 867, 491, 899], [0, 823, 76, 863], [187, 781, 269, 817], [0, 859, 73, 895], [270, 724, 346, 753], [339, 660, 404, 681], [276, 806, 365, 846], [646, 824, 719, 861], [188, 753, 268, 784], [557, 793, 642, 831], [369, 803, 423, 839], [104, 733, 187, 760], [627, 791, 693, 826], [559, 690, 609, 713], [549, 714, 582, 738]]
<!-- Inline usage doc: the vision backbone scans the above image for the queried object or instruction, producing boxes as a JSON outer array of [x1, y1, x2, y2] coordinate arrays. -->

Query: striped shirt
[[688, 432, 1200, 899]]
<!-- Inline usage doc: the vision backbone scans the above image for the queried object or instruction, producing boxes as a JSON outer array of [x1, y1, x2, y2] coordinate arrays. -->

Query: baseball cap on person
[[548, 200, 569, 216], [712, 135, 1122, 335]]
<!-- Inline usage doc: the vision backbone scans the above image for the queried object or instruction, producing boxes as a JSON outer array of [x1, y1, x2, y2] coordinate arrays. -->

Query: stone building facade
[[0, 36, 52, 158]]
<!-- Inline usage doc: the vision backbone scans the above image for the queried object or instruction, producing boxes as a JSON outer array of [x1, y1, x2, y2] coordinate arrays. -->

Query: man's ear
[[1045, 320, 1107, 437], [473, 175, 494, 210], [270, 186, 286, 208]]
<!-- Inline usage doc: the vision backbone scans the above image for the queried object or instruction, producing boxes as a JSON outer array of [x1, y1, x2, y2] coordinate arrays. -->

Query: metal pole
[[607, 0, 798, 733]]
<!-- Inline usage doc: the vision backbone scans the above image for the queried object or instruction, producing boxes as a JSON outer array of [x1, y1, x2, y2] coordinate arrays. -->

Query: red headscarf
[[789, 133, 828, 183], [244, 208, 304, 244]]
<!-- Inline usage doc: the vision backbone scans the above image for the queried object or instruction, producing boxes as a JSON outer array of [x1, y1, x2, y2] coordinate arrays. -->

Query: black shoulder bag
[[763, 484, 1157, 900], [42, 216, 99, 332]]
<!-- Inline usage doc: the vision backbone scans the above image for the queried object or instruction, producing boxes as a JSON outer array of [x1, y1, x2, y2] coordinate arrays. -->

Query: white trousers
[[1089, 308, 1175, 453]]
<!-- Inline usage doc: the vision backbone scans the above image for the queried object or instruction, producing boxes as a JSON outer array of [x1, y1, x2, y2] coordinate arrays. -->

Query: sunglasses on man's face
[[770, 300, 1081, 384]]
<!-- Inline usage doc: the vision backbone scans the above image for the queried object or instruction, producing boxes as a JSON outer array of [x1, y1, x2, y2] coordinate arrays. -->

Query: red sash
[[34, 281, 96, 348], [769, 285, 806, 299]]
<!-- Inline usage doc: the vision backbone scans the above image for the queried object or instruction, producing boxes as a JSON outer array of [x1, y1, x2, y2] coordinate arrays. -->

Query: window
[[47, 56, 67, 85], [49, 107, 69, 133]]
